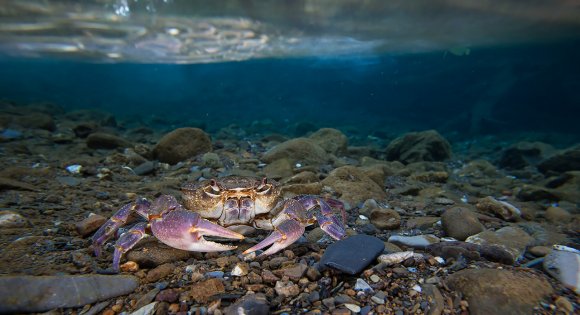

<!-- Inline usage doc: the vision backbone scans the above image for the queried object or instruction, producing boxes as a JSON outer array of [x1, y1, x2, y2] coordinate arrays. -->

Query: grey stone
[[224, 294, 270, 315], [0, 275, 139, 313], [320, 234, 385, 275], [466, 226, 534, 263]]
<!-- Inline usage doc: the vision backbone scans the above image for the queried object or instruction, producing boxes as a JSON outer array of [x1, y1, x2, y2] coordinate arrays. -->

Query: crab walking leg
[[243, 219, 305, 256], [150, 209, 245, 252], [295, 195, 347, 240], [244, 196, 347, 256], [111, 222, 148, 272], [92, 198, 151, 257]]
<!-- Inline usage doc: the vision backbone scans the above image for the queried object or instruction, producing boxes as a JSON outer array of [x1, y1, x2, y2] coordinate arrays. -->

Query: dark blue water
[[1, 41, 579, 142]]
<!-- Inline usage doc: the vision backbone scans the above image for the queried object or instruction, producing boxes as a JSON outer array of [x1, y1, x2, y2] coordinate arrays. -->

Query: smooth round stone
[[320, 234, 385, 275], [388, 234, 440, 249]]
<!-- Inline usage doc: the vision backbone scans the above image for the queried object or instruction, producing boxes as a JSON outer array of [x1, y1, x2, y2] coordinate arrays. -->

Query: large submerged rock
[[446, 268, 553, 315], [385, 130, 452, 164], [262, 138, 329, 166], [308, 128, 348, 155], [321, 166, 387, 206], [153, 127, 212, 164]]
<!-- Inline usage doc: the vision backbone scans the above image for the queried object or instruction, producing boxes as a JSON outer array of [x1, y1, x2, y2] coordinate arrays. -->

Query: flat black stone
[[320, 234, 385, 275]]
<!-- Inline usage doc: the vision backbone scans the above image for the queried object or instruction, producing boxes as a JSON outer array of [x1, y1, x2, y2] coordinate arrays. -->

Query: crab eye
[[256, 178, 271, 194], [204, 179, 221, 197]]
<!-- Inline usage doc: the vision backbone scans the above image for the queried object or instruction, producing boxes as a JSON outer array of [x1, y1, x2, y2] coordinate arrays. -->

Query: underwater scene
[[0, 0, 579, 314]]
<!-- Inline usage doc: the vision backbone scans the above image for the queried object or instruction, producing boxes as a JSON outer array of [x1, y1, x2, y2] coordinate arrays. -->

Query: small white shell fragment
[[231, 263, 249, 276], [434, 256, 446, 264], [344, 303, 361, 313], [295, 163, 302, 168], [358, 215, 369, 220], [377, 251, 415, 265], [65, 164, 82, 174], [412, 284, 422, 293], [354, 278, 373, 292], [243, 251, 256, 261]]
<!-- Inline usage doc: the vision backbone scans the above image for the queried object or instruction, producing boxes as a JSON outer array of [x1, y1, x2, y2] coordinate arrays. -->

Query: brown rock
[[262, 138, 329, 166], [75, 214, 107, 237], [263, 158, 293, 180], [446, 268, 553, 315], [308, 128, 348, 155], [126, 240, 192, 268], [16, 113, 56, 131], [476, 196, 521, 221], [146, 263, 175, 283], [86, 132, 132, 149], [385, 130, 452, 164], [466, 226, 534, 263], [544, 206, 572, 223], [278, 263, 308, 281], [190, 278, 225, 303], [321, 166, 387, 205], [441, 207, 485, 241], [153, 128, 212, 164], [370, 208, 401, 230]]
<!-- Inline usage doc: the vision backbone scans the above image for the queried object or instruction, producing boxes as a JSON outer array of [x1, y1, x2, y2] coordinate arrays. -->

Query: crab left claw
[[244, 195, 346, 257]]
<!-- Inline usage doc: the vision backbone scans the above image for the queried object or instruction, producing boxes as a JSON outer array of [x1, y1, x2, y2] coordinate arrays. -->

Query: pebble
[[133, 161, 157, 176], [0, 210, 29, 228], [126, 241, 192, 268], [130, 302, 157, 315], [388, 234, 440, 249], [377, 251, 415, 266], [280, 263, 308, 281], [320, 234, 385, 275], [56, 176, 81, 186], [354, 278, 373, 292], [543, 249, 580, 294], [146, 263, 175, 283], [0, 275, 139, 313], [370, 274, 381, 283], [555, 296, 574, 315], [231, 262, 250, 276], [528, 246, 552, 257], [75, 213, 106, 237], [190, 278, 225, 303], [206, 270, 225, 278], [466, 226, 534, 263], [275, 281, 300, 298], [345, 303, 361, 313], [441, 207, 485, 241], [224, 293, 270, 315], [134, 288, 160, 310]]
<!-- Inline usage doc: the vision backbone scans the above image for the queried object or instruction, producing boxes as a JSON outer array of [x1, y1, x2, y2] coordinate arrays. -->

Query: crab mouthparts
[[222, 197, 254, 225]]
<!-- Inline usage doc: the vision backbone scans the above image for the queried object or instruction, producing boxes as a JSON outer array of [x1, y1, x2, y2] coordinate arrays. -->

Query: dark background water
[[1, 41, 579, 142]]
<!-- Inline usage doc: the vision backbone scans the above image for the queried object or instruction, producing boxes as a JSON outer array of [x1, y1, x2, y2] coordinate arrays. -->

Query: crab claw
[[150, 209, 244, 252], [243, 219, 305, 257]]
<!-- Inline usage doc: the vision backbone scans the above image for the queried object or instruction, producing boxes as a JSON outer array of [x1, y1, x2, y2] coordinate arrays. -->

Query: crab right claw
[[243, 219, 305, 257]]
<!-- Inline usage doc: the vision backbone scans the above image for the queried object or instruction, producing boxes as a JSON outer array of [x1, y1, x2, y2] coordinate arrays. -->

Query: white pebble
[[412, 284, 422, 293], [354, 278, 373, 292], [65, 164, 82, 174], [344, 303, 361, 313]]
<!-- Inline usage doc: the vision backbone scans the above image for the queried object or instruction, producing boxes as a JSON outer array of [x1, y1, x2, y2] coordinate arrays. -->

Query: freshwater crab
[[92, 176, 347, 272]]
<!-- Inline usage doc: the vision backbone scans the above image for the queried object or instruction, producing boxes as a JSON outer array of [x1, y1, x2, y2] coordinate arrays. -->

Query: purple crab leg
[[243, 219, 305, 256], [112, 222, 148, 272], [244, 195, 346, 256], [92, 199, 151, 257]]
